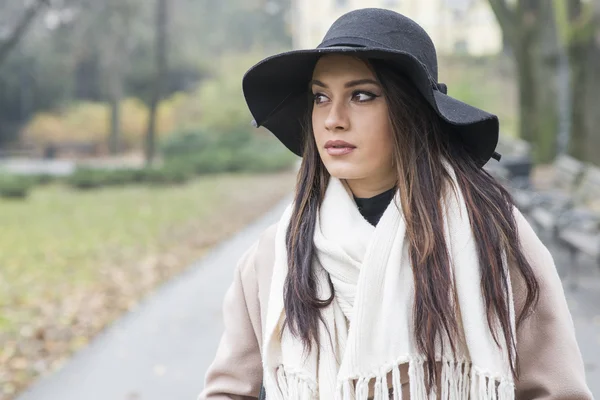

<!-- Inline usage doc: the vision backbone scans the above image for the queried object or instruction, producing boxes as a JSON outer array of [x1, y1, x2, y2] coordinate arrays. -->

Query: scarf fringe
[[281, 359, 516, 400], [266, 174, 517, 400], [276, 365, 317, 399]]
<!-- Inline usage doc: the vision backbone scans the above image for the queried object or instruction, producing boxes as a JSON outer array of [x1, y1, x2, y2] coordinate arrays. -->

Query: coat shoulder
[[253, 222, 278, 280], [245, 222, 278, 348]]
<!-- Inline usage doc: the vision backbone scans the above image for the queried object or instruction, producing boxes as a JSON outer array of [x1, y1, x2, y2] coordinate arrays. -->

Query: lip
[[324, 140, 356, 156], [326, 147, 355, 156], [325, 140, 356, 149]]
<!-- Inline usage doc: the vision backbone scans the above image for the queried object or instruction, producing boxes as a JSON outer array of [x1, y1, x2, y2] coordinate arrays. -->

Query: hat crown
[[318, 8, 439, 81]]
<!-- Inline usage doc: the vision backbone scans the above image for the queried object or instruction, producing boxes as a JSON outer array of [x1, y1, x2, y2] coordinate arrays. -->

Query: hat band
[[318, 35, 392, 50]]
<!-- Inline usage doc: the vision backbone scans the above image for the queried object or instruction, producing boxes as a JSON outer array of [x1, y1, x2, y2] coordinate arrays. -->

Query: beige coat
[[199, 210, 592, 399]]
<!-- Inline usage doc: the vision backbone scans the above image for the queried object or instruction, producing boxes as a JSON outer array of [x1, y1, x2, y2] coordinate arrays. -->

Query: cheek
[[360, 110, 394, 160], [311, 110, 324, 143]]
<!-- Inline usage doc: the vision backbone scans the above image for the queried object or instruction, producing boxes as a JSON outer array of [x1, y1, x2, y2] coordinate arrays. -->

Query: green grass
[[0, 172, 294, 332]]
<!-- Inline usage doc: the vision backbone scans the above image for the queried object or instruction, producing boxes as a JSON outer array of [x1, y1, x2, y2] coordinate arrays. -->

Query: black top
[[353, 186, 396, 226]]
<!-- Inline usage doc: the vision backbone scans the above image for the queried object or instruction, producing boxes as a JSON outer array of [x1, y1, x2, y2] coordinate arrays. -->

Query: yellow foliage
[[23, 98, 182, 149], [164, 91, 203, 132], [119, 98, 148, 141], [24, 104, 109, 143], [63, 103, 110, 140], [23, 113, 68, 143], [157, 94, 185, 135], [22, 51, 276, 150]]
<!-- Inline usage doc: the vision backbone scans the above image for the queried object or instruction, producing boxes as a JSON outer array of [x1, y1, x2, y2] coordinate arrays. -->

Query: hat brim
[[242, 46, 499, 167]]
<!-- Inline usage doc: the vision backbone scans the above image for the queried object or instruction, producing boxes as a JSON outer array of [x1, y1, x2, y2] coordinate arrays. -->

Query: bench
[[485, 136, 532, 188], [484, 161, 510, 186], [498, 137, 532, 188], [514, 154, 585, 216], [42, 141, 101, 159], [495, 136, 531, 157], [555, 165, 600, 285]]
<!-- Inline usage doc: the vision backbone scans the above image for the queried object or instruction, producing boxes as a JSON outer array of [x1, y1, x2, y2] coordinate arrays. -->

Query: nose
[[324, 101, 350, 132]]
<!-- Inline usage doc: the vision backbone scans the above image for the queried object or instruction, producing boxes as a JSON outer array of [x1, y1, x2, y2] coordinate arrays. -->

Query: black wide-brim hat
[[242, 8, 501, 167]]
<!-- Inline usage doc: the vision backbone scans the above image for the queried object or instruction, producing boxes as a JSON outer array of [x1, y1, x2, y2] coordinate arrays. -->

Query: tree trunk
[[554, 0, 598, 162], [108, 73, 123, 154], [584, 21, 600, 165], [513, 42, 537, 145], [106, 35, 125, 155], [488, 0, 560, 163], [102, 0, 136, 155], [145, 0, 169, 166], [531, 1, 560, 163], [567, 40, 590, 161]]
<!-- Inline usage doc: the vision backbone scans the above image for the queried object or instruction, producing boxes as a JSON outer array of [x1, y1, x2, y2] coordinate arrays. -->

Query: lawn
[[0, 170, 295, 399]]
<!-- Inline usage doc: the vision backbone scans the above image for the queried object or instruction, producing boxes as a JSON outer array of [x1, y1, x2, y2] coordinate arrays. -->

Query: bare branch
[[554, 0, 597, 46], [570, 1, 597, 44], [0, 0, 52, 66]]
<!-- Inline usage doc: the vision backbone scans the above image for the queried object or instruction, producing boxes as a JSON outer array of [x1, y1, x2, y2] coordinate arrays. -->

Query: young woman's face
[[310, 54, 396, 195]]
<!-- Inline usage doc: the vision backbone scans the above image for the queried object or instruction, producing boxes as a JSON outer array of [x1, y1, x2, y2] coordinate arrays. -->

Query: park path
[[16, 198, 600, 399], [16, 195, 291, 400]]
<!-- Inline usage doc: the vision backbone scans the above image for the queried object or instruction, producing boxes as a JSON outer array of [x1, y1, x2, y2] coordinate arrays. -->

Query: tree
[[0, 0, 51, 67], [488, 0, 561, 163], [0, 0, 293, 150], [101, 0, 141, 154], [145, 0, 169, 165], [553, 0, 600, 163], [587, 1, 600, 165]]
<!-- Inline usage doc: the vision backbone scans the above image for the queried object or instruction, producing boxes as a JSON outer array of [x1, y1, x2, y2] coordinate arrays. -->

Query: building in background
[[291, 0, 502, 56]]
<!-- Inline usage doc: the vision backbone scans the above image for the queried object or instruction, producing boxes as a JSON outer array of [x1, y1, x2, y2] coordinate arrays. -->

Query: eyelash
[[312, 90, 379, 104]]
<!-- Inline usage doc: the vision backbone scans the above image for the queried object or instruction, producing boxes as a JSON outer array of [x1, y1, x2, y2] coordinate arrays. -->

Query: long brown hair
[[282, 57, 540, 391]]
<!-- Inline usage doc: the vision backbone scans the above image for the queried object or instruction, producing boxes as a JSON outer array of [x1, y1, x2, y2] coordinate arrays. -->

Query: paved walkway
[[0, 158, 75, 177], [16, 198, 600, 399], [16, 196, 291, 400]]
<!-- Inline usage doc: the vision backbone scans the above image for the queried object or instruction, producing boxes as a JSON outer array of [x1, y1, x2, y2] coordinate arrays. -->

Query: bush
[[103, 168, 149, 186], [66, 168, 108, 190], [176, 145, 295, 175], [160, 129, 214, 159], [31, 173, 57, 185], [23, 98, 180, 153], [191, 149, 236, 174], [233, 139, 297, 172], [143, 163, 194, 185], [67, 167, 152, 189], [122, 168, 149, 184], [0, 175, 35, 199], [214, 127, 253, 151], [160, 130, 296, 175], [66, 163, 196, 190]]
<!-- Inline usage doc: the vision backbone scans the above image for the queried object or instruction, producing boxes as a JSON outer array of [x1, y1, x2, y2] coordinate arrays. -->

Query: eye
[[352, 90, 378, 102], [313, 93, 329, 105]]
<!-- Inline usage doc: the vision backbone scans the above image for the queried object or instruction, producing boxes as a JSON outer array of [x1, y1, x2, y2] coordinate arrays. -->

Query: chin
[[322, 161, 363, 180]]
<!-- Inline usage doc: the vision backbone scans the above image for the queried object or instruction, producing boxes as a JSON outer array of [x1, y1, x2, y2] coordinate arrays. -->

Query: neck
[[344, 175, 397, 198]]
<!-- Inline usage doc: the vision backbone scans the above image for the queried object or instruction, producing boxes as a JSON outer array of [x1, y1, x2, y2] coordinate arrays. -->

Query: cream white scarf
[[262, 166, 516, 400]]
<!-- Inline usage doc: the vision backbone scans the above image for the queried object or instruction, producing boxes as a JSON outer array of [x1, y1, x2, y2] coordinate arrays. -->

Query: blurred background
[[0, 0, 599, 399]]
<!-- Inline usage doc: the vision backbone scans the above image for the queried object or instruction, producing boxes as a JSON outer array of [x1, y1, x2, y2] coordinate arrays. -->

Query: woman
[[199, 8, 591, 400]]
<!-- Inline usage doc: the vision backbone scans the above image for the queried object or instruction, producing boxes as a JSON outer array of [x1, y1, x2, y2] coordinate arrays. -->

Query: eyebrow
[[309, 78, 380, 89]]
